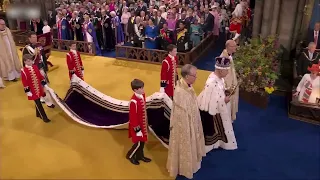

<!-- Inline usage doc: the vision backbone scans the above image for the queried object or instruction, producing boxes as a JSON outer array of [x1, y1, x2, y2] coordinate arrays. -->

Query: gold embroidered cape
[[167, 78, 206, 179]]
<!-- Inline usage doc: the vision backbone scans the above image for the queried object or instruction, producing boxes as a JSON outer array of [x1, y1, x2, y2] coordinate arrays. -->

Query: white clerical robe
[[0, 77, 5, 88], [0, 27, 21, 81], [220, 49, 239, 121]]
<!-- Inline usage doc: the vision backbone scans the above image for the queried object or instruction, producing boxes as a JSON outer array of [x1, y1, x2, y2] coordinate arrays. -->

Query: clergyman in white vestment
[[0, 19, 22, 83]]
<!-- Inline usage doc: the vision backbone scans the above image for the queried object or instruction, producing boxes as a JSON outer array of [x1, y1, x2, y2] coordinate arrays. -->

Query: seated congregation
[[290, 22, 320, 123]]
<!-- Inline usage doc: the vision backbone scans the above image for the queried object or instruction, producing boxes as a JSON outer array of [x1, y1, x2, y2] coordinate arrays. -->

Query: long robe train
[[47, 75, 171, 148], [47, 75, 230, 149]]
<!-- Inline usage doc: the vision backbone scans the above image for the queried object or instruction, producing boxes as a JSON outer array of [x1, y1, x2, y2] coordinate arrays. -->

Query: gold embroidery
[[140, 98, 148, 137], [172, 58, 177, 90], [29, 67, 40, 97], [72, 52, 83, 78]]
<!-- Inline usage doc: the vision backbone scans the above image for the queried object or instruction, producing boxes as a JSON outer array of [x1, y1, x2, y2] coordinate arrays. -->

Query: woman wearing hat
[[294, 64, 320, 104]]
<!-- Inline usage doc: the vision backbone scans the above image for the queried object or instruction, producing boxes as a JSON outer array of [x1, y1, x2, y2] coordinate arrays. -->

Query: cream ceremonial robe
[[0, 27, 22, 80], [167, 78, 206, 179], [0, 77, 5, 88], [220, 49, 239, 121]]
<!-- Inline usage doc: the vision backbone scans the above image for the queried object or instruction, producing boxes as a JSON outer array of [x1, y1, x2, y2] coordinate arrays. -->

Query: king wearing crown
[[197, 57, 238, 153]]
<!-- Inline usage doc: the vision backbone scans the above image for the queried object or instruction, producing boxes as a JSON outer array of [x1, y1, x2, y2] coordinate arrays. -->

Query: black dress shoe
[[47, 104, 55, 108], [43, 119, 51, 123], [129, 158, 140, 165], [10, 79, 17, 82], [141, 157, 151, 163]]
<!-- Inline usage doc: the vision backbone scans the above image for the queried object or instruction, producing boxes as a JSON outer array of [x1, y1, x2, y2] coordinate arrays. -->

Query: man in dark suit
[[297, 42, 319, 77], [307, 22, 320, 49], [203, 8, 214, 35], [127, 10, 136, 43], [118, 0, 127, 17], [47, 11, 56, 27], [155, 10, 166, 29], [135, 1, 148, 16], [176, 12, 190, 31]]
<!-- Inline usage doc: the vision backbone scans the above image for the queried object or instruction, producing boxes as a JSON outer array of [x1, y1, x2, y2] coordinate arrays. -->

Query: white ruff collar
[[134, 92, 143, 99], [168, 54, 175, 60]]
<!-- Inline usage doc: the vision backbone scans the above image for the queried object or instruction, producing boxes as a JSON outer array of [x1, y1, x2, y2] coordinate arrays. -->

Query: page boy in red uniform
[[160, 44, 179, 99], [126, 79, 151, 165], [21, 54, 54, 123], [66, 42, 84, 80]]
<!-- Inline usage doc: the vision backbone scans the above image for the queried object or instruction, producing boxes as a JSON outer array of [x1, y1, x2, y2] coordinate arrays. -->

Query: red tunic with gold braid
[[66, 51, 84, 80], [229, 17, 242, 34], [160, 55, 179, 97], [21, 65, 46, 100], [128, 93, 148, 143]]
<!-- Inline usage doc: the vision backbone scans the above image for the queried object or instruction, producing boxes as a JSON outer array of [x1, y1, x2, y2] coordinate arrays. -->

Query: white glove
[[82, 70, 84, 76], [44, 85, 49, 90], [26, 92, 33, 97], [225, 27, 229, 31], [136, 131, 143, 137], [160, 87, 165, 93]]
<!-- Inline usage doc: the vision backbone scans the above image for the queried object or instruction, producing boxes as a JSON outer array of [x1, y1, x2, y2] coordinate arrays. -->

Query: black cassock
[[30, 20, 44, 35], [297, 50, 319, 76], [101, 15, 116, 51], [92, 17, 103, 49], [133, 23, 145, 48], [70, 18, 84, 41], [127, 16, 136, 41]]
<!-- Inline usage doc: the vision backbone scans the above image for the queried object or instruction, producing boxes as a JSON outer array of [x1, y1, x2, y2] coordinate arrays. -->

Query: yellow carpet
[[0, 48, 210, 179]]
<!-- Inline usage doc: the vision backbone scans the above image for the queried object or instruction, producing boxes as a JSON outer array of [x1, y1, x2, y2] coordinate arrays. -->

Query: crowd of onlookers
[[28, 0, 252, 53]]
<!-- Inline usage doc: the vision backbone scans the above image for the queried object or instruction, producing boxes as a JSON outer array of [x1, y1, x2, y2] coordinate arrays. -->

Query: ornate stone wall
[[252, 0, 311, 50], [252, 0, 315, 79]]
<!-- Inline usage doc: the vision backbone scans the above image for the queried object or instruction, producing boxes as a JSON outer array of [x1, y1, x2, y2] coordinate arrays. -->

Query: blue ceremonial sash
[[61, 19, 70, 40], [87, 22, 101, 55]]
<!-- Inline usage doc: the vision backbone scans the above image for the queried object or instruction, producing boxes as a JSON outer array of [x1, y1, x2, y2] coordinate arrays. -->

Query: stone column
[[270, 0, 281, 35], [260, 0, 274, 38], [7, 19, 17, 30], [252, 0, 264, 37], [291, 0, 307, 49], [40, 0, 47, 21], [301, 0, 315, 39], [277, 0, 299, 50]]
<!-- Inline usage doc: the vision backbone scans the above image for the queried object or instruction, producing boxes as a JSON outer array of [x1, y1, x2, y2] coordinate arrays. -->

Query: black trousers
[[35, 98, 49, 121], [126, 141, 145, 160]]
